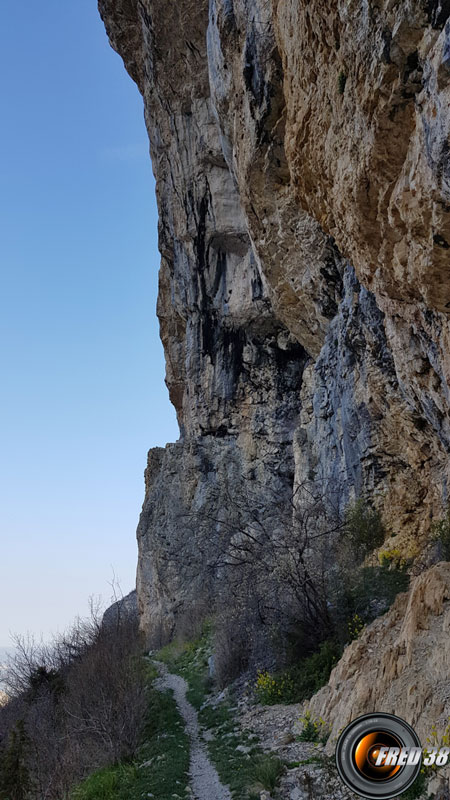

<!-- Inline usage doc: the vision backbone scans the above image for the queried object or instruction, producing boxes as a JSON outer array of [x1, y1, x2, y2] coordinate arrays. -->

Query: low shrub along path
[[153, 660, 232, 800]]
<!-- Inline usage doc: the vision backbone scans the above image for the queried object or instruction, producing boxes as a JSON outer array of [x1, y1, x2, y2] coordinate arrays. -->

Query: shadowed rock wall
[[98, 0, 450, 645]]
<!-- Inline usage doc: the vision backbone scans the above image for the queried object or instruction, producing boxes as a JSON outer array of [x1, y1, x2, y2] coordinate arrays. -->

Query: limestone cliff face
[[309, 562, 450, 753], [98, 0, 450, 648]]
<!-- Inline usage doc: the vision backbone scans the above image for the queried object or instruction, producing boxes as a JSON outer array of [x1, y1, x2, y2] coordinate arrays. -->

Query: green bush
[[398, 767, 428, 799], [255, 640, 341, 705], [332, 565, 409, 645], [431, 506, 450, 560], [350, 565, 409, 618], [343, 499, 385, 558], [71, 765, 137, 800], [293, 640, 341, 698], [252, 755, 284, 792]]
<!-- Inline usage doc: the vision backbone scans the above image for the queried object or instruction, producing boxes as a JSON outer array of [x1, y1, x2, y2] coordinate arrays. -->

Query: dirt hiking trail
[[153, 661, 232, 800]]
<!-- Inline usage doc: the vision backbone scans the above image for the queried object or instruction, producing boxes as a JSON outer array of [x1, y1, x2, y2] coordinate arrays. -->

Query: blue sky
[[0, 2, 178, 644]]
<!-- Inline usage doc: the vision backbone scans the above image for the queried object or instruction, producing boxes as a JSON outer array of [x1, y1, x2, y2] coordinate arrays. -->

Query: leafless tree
[[0, 604, 147, 799], [166, 475, 346, 681]]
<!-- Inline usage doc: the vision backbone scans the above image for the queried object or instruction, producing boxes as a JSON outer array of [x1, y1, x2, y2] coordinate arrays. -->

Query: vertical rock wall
[[98, 0, 450, 644]]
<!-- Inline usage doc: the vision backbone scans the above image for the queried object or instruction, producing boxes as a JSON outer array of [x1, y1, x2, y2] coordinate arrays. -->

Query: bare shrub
[[214, 600, 258, 688], [0, 607, 146, 799], [168, 476, 345, 678], [169, 473, 393, 684], [63, 619, 146, 764], [172, 599, 211, 646]]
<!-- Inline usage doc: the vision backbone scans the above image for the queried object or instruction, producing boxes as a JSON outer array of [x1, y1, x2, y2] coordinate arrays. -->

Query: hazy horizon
[[0, 2, 179, 644]]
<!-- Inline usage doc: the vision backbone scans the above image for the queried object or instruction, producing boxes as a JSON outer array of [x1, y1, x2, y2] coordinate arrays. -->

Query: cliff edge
[[98, 0, 450, 734]]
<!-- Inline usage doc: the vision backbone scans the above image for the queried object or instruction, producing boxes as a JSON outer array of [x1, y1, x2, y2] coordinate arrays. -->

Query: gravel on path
[[153, 660, 232, 800]]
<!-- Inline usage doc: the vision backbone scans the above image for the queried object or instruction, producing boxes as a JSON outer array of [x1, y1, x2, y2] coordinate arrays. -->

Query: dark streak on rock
[[424, 0, 450, 29]]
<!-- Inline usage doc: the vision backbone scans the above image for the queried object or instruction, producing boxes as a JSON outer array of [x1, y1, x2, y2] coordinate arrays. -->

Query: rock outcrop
[[98, 0, 450, 665], [102, 589, 138, 629], [309, 561, 450, 749]]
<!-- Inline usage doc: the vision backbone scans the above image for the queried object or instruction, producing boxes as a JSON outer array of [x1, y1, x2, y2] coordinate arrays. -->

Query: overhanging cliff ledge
[[98, 0, 450, 660]]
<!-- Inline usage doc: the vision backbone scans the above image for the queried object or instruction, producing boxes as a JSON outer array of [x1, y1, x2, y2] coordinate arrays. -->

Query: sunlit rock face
[[308, 562, 450, 754], [98, 0, 450, 644]]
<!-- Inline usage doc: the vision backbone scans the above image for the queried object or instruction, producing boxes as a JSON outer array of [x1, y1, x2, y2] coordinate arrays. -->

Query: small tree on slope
[[0, 719, 33, 800]]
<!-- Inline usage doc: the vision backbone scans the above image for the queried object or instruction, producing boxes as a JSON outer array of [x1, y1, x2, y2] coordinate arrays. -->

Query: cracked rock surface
[[98, 0, 450, 771], [98, 0, 450, 633]]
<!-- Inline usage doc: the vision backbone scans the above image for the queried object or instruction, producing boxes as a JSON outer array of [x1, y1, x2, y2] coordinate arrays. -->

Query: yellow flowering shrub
[[255, 671, 296, 705], [426, 720, 450, 749], [378, 548, 407, 569], [347, 613, 365, 641], [298, 711, 331, 744]]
